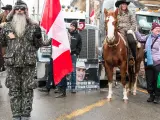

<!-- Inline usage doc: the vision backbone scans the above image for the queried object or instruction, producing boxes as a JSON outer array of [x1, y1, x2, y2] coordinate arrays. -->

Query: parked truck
[[136, 4, 160, 34], [37, 5, 100, 89]]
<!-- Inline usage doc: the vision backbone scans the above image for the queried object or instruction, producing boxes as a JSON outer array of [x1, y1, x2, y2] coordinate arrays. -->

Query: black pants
[[57, 76, 67, 89], [145, 65, 160, 96], [46, 58, 55, 89], [127, 33, 137, 59]]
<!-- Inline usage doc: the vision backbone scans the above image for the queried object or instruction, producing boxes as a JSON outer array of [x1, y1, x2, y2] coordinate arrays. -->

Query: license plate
[[40, 47, 51, 55]]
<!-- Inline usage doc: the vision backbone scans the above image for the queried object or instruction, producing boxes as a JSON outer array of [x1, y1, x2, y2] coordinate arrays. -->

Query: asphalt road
[[0, 72, 160, 120]]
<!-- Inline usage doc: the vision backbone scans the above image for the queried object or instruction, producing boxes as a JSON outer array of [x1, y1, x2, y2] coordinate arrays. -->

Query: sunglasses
[[14, 6, 25, 11]]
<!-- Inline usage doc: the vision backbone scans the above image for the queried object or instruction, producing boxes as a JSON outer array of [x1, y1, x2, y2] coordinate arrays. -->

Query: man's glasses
[[14, 6, 25, 11]]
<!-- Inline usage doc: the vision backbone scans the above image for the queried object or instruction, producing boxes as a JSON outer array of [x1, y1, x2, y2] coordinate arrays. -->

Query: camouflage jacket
[[0, 22, 43, 67], [116, 9, 137, 32]]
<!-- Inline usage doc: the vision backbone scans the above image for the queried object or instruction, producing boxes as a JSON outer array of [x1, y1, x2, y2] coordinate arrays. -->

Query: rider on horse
[[115, 0, 139, 61]]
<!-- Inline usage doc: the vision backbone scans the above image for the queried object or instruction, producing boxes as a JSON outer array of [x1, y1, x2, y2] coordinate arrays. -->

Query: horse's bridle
[[104, 36, 120, 47]]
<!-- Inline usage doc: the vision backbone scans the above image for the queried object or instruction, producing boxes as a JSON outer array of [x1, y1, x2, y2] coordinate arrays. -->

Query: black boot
[[147, 94, 155, 102], [0, 81, 2, 88], [127, 32, 136, 61], [71, 89, 76, 94], [1, 65, 6, 71], [39, 87, 50, 94], [55, 87, 66, 98], [54, 87, 61, 93], [153, 96, 160, 104]]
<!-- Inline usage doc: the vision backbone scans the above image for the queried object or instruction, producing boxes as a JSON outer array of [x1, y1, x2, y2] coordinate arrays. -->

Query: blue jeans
[[71, 55, 77, 89]]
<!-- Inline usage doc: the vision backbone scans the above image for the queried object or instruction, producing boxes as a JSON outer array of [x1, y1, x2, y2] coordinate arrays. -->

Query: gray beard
[[11, 14, 27, 37]]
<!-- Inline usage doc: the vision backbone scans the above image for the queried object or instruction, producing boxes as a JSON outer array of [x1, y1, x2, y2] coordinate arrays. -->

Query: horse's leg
[[132, 61, 141, 95], [128, 67, 132, 94], [120, 61, 128, 101], [133, 73, 138, 95], [104, 62, 113, 101]]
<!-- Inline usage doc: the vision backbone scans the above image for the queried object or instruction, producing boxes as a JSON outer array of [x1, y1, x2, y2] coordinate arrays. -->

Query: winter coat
[[136, 31, 160, 66], [0, 20, 43, 67], [116, 8, 137, 38], [69, 30, 82, 55]]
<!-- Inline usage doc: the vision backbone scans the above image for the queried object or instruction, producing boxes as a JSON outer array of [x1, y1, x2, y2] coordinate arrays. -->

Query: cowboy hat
[[2, 5, 12, 11], [115, 0, 130, 8], [76, 61, 86, 69]]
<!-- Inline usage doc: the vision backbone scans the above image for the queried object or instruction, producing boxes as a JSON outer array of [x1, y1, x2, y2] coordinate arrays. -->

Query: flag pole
[[37, 0, 40, 21]]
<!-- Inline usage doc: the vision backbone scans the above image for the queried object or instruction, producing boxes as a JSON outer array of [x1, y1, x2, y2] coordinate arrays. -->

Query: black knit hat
[[71, 20, 78, 29], [115, 0, 130, 8], [14, 0, 28, 9]]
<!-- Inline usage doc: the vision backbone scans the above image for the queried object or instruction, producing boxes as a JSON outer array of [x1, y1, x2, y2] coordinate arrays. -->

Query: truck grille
[[79, 29, 96, 59]]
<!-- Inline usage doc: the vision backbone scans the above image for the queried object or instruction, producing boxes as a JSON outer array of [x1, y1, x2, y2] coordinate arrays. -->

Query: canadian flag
[[90, 10, 95, 24], [40, 0, 73, 85]]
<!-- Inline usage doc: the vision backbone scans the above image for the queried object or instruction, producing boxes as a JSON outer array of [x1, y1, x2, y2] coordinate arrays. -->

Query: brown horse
[[103, 9, 144, 102]]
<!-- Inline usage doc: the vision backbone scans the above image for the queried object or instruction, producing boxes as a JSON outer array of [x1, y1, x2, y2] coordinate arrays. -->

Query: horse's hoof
[[133, 92, 136, 96], [123, 99, 128, 103], [107, 98, 112, 102]]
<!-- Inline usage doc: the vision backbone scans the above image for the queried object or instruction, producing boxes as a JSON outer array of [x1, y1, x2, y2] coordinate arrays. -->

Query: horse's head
[[104, 9, 117, 43]]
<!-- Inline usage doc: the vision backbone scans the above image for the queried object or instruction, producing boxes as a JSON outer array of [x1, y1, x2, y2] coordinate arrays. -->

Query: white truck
[[37, 6, 100, 89], [136, 4, 160, 34]]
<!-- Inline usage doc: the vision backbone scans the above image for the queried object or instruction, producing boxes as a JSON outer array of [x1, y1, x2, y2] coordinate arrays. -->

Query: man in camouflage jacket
[[0, 0, 42, 120]]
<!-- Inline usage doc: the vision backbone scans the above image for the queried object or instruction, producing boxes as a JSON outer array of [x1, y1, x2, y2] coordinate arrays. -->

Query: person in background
[[54, 76, 67, 98], [54, 32, 72, 98], [0, 5, 12, 23], [39, 29, 71, 98], [68, 20, 82, 93], [0, 0, 43, 119], [0, 4, 12, 88], [136, 22, 160, 104], [39, 57, 55, 93], [37, 29, 53, 93]]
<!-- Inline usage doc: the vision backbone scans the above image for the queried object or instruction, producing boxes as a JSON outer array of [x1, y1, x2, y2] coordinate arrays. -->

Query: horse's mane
[[115, 8, 119, 17]]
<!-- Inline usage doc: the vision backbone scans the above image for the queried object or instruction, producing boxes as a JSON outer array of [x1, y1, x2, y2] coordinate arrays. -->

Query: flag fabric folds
[[40, 0, 73, 85]]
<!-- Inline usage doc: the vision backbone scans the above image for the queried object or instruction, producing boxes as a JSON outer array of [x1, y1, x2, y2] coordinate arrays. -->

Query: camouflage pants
[[6, 67, 37, 117]]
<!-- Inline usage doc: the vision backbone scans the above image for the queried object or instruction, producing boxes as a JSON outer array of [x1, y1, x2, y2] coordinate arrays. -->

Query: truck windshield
[[137, 15, 160, 30]]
